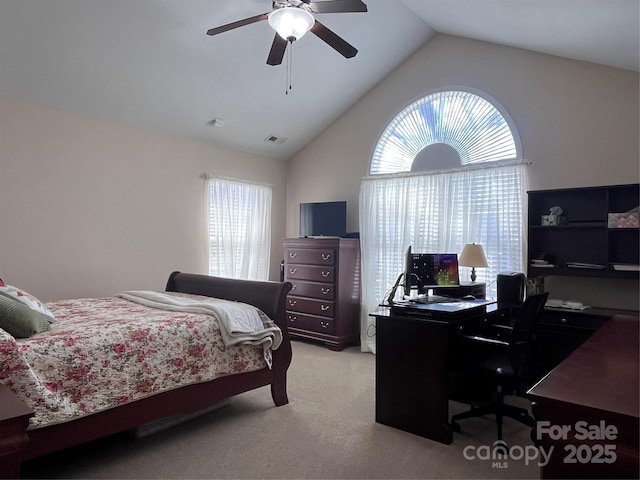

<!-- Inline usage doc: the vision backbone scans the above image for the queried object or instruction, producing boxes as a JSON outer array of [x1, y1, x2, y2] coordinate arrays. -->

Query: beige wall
[[286, 34, 640, 309], [1, 34, 638, 308], [0, 96, 287, 301]]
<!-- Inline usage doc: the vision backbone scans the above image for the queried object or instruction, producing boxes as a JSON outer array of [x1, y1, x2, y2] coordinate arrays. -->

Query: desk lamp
[[459, 243, 488, 282]]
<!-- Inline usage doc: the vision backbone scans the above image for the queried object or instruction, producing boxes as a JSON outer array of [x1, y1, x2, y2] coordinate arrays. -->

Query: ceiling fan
[[206, 0, 368, 66]]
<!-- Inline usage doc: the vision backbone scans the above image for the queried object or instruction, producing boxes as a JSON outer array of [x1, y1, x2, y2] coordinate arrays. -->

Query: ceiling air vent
[[207, 118, 225, 127], [264, 134, 287, 145]]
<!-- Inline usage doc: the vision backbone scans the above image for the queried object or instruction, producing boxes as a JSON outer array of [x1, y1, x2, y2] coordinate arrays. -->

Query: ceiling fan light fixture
[[268, 7, 314, 42]]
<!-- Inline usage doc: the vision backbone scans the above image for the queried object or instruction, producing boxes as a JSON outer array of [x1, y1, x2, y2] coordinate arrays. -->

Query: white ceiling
[[1, 0, 638, 160]]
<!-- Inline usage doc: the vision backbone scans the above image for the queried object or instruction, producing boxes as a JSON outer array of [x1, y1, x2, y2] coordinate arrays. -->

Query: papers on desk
[[546, 299, 589, 310], [389, 298, 495, 316]]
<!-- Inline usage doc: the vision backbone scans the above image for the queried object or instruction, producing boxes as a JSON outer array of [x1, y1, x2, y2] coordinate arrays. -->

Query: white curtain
[[206, 176, 272, 281], [358, 162, 528, 353]]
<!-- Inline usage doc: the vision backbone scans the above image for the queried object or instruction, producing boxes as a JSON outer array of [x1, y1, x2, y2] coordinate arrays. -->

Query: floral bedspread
[[0, 294, 269, 429]]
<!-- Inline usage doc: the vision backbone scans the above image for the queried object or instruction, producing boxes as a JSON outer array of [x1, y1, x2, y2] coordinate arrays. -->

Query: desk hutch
[[528, 183, 639, 279], [527, 183, 639, 378]]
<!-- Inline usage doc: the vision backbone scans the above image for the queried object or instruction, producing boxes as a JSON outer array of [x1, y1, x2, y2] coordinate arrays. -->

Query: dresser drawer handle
[[288, 300, 297, 306], [289, 252, 297, 259], [320, 321, 330, 329], [321, 271, 330, 277], [291, 284, 297, 290], [321, 288, 330, 295], [561, 318, 567, 324], [321, 253, 331, 260], [288, 314, 297, 322], [320, 305, 330, 311], [289, 268, 297, 274]]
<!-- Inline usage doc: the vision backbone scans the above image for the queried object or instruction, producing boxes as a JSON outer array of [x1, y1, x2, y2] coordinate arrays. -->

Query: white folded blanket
[[118, 291, 282, 368]]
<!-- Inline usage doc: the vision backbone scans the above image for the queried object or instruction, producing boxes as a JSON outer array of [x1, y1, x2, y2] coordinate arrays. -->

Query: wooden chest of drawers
[[283, 238, 360, 351]]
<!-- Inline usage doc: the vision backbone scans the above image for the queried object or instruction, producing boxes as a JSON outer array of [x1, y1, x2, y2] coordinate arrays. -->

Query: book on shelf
[[566, 262, 606, 269], [611, 264, 640, 272], [531, 259, 554, 268]]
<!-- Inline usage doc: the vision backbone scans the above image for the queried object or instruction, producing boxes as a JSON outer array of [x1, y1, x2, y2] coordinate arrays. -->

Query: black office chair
[[450, 291, 549, 441], [494, 271, 527, 325]]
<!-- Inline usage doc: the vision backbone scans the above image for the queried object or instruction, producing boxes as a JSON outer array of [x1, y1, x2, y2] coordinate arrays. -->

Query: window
[[371, 89, 520, 173], [359, 89, 528, 353], [206, 176, 272, 280]]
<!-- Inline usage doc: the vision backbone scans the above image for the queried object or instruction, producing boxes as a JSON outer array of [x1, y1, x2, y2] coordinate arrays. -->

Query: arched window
[[358, 89, 528, 354], [371, 89, 521, 174]]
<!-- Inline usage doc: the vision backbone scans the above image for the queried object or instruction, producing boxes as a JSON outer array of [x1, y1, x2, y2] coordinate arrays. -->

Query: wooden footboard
[[166, 272, 293, 407], [0, 272, 292, 477]]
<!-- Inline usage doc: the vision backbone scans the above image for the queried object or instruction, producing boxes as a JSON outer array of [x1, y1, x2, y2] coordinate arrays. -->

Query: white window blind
[[371, 90, 520, 174], [206, 176, 272, 281]]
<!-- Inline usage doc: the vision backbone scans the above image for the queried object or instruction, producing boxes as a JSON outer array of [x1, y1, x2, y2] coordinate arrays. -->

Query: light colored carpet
[[22, 341, 540, 479]]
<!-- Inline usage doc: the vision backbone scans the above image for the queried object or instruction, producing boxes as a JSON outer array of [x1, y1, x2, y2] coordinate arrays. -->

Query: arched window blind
[[370, 90, 520, 174]]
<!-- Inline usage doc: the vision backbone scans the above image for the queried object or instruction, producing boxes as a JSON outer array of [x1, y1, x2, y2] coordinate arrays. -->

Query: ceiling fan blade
[[206, 12, 269, 36], [309, 0, 367, 14], [267, 33, 288, 66], [311, 20, 358, 58]]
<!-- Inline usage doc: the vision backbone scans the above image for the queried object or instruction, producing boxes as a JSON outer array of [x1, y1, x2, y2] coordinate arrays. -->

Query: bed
[[0, 272, 292, 477]]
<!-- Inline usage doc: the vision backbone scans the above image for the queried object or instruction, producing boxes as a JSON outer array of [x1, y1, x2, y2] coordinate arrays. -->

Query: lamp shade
[[459, 243, 488, 268], [459, 243, 488, 282], [268, 7, 315, 41]]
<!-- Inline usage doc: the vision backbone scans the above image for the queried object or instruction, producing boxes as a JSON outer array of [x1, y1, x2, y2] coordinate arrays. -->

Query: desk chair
[[495, 271, 527, 324], [450, 292, 549, 441]]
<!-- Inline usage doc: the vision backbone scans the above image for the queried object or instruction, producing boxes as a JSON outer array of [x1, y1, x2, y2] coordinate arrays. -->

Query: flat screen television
[[299, 201, 347, 237]]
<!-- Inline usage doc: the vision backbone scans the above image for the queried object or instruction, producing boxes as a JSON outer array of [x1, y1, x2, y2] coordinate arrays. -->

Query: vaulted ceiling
[[1, 0, 637, 160]]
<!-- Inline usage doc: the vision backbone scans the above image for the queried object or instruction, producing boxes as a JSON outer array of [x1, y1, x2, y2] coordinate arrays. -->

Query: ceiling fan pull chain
[[286, 40, 293, 95]]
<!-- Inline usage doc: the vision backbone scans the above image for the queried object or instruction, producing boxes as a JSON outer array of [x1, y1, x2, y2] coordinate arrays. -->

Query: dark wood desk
[[532, 306, 639, 384], [372, 300, 493, 444], [528, 315, 639, 479]]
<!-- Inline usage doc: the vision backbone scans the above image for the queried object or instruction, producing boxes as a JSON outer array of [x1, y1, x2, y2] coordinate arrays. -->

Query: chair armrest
[[459, 334, 509, 347], [489, 324, 513, 335], [458, 322, 513, 340]]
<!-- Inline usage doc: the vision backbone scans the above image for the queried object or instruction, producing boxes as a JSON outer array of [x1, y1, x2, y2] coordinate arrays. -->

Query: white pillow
[[0, 284, 55, 322]]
